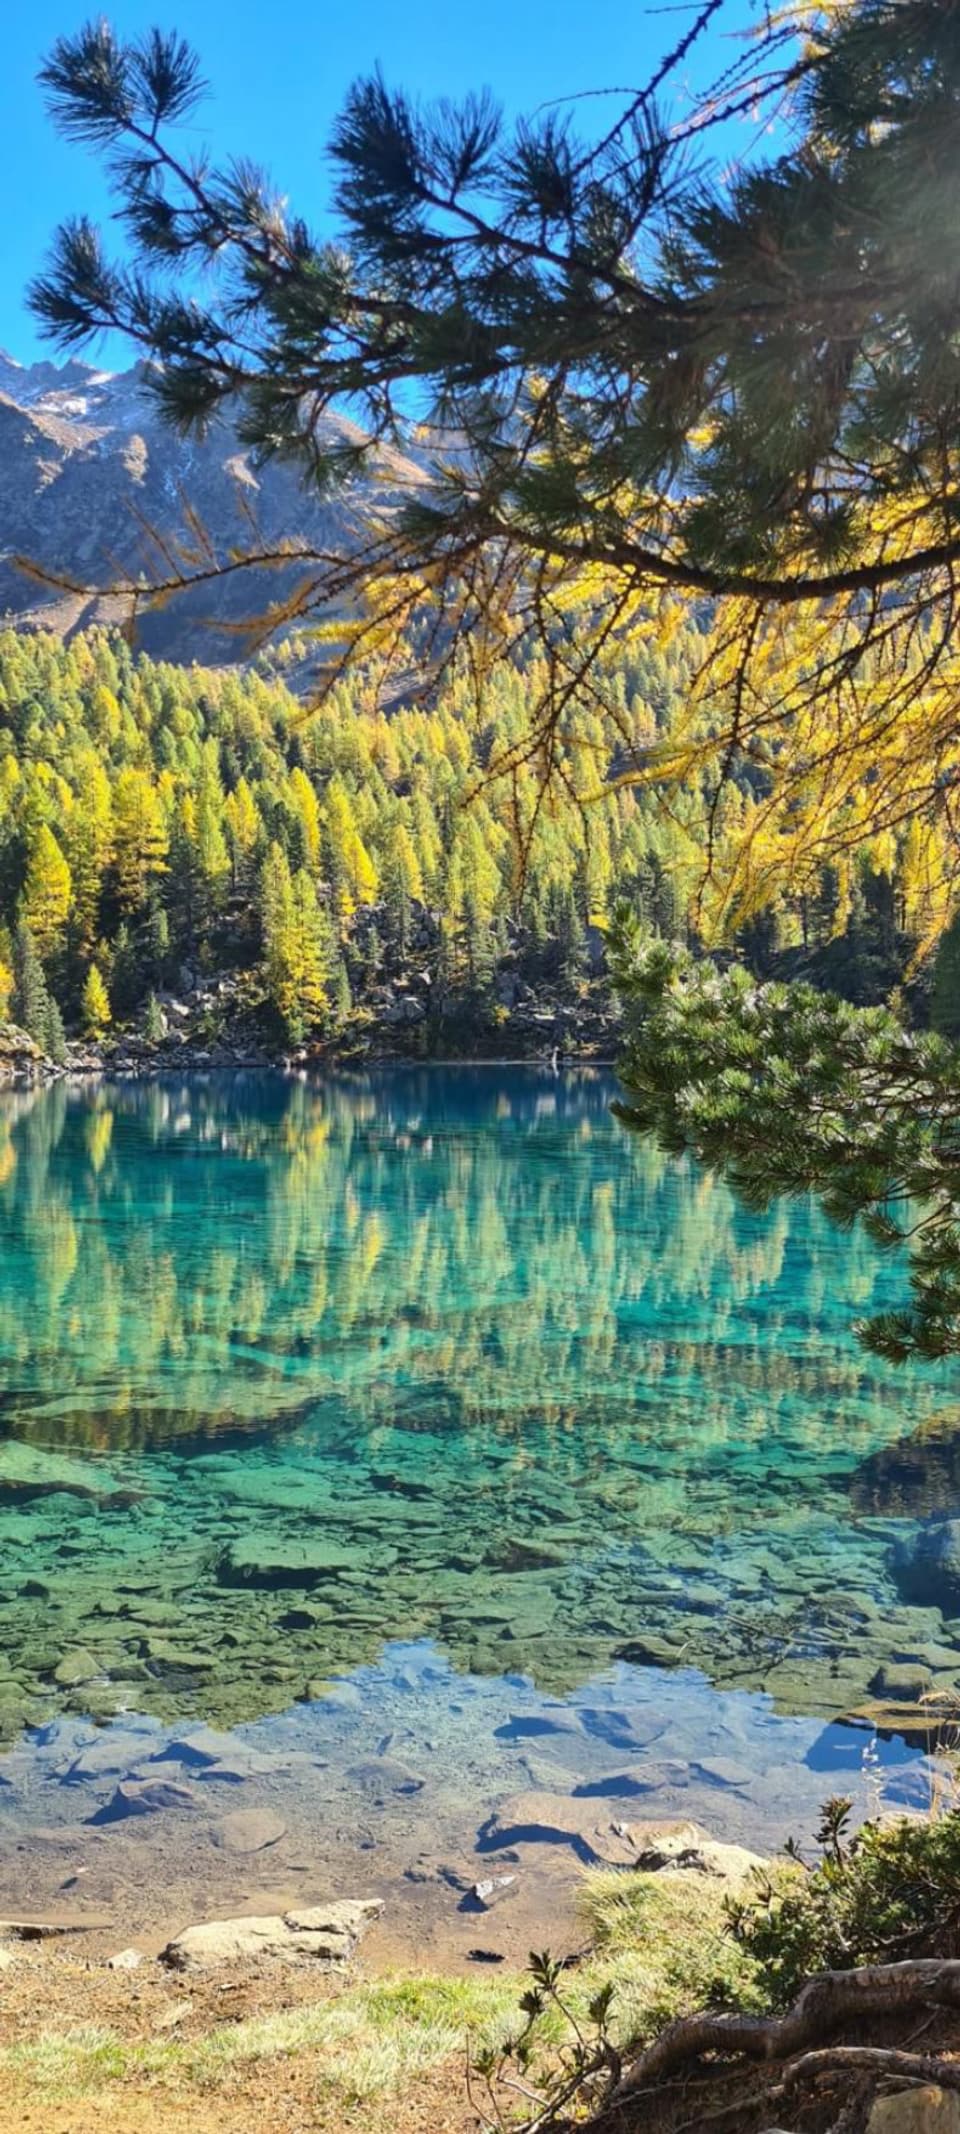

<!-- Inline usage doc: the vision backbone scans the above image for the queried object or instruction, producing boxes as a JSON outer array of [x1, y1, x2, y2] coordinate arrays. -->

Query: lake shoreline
[[0, 1022, 620, 1086]]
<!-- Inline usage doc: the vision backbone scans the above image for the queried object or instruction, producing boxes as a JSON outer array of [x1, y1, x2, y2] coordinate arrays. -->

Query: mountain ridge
[[0, 352, 422, 664]]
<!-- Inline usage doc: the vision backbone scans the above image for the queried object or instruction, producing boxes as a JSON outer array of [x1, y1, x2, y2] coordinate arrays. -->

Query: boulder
[[892, 1520, 960, 1613], [0, 1021, 46, 1081], [0, 1913, 114, 1939], [632, 1833, 767, 1882], [160, 1898, 383, 1971], [868, 2088, 960, 2134]]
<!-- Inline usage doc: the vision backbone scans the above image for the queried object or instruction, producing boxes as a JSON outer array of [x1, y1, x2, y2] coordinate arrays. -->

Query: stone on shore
[[160, 1898, 383, 1971], [632, 1833, 767, 1881]]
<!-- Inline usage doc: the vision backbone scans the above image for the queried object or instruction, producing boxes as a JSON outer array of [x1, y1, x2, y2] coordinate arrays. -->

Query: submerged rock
[[64, 1731, 160, 1782], [92, 1778, 200, 1821], [215, 1538, 390, 1589], [891, 1520, 960, 1613], [158, 1728, 279, 1777], [466, 1874, 519, 1911], [852, 1411, 960, 1517], [868, 1661, 933, 1703], [52, 1650, 102, 1688], [614, 1636, 687, 1669], [212, 1809, 287, 1854], [160, 1898, 383, 1971], [479, 1793, 707, 1867], [346, 1757, 426, 1801], [0, 1442, 133, 1510]]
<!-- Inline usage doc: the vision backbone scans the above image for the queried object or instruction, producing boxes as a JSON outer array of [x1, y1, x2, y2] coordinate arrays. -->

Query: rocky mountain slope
[[0, 351, 422, 663]]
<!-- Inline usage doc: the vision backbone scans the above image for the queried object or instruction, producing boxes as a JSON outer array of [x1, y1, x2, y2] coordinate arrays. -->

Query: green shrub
[[727, 1802, 960, 2009]]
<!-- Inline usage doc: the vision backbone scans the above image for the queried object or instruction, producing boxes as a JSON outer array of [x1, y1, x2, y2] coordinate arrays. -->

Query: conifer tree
[[12, 921, 51, 1046], [223, 777, 260, 890], [112, 768, 169, 912], [333, 957, 352, 1026], [326, 780, 379, 917], [28, 2, 960, 939], [144, 991, 166, 1041], [43, 995, 67, 1066], [81, 962, 111, 1037], [612, 923, 960, 1364], [259, 842, 330, 1040], [64, 760, 111, 948], [22, 824, 72, 959], [931, 916, 960, 1044]]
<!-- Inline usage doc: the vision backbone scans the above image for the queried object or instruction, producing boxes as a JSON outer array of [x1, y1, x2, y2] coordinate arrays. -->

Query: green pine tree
[[12, 921, 51, 1047]]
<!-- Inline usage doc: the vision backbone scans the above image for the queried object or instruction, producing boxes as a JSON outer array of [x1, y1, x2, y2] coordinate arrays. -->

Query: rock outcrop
[[0, 350, 422, 665]]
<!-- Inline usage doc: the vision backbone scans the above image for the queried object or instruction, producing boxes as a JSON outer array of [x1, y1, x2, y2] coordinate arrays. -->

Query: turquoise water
[[0, 1066, 957, 1936]]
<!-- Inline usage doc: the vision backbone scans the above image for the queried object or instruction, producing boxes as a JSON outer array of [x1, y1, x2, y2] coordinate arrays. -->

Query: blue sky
[[3, 0, 760, 366]]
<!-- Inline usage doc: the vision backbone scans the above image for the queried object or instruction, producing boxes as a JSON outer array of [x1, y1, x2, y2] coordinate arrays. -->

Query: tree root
[[778, 2045, 960, 2094], [614, 1960, 960, 2099]]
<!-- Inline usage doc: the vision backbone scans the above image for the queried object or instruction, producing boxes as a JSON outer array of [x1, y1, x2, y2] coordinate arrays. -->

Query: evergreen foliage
[[25, 4, 960, 936], [612, 925, 960, 1360], [0, 625, 713, 1041], [726, 1808, 960, 2010], [930, 914, 960, 1043], [11, 922, 51, 1050], [0, 625, 937, 1048]]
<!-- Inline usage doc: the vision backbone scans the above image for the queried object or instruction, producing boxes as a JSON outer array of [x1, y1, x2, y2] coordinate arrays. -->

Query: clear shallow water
[[0, 1066, 957, 1940]]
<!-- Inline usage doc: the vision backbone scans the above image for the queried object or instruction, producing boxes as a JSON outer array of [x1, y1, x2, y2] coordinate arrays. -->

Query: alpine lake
[[0, 1064, 958, 1966]]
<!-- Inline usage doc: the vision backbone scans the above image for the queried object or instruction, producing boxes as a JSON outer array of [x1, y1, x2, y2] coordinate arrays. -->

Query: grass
[[0, 1972, 526, 2106], [0, 1872, 766, 2112]]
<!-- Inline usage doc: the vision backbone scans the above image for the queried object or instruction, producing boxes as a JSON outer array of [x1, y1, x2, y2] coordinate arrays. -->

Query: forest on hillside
[[0, 622, 953, 1059]]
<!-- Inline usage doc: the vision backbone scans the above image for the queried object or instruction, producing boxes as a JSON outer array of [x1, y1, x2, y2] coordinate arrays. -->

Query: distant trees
[[0, 624, 942, 1050], [28, 6, 960, 943]]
